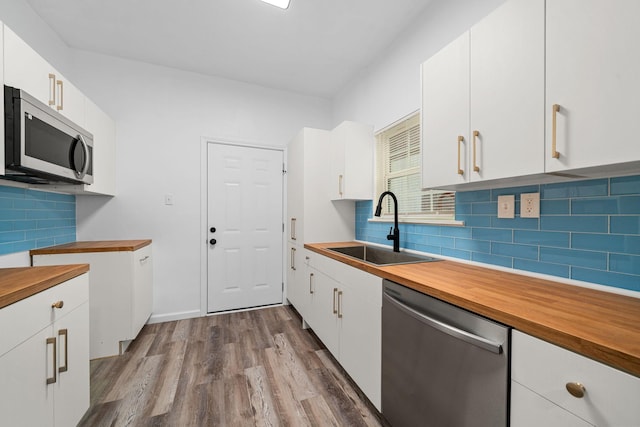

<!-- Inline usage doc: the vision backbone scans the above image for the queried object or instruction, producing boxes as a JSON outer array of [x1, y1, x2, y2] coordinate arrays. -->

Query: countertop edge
[[304, 242, 640, 378], [29, 239, 152, 255], [0, 264, 90, 309]]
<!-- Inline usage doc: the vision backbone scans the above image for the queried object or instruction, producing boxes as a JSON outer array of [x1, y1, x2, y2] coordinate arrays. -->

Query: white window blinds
[[376, 113, 455, 220]]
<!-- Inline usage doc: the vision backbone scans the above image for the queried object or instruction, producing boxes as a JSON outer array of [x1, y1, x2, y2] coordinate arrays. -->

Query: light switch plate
[[497, 195, 515, 218], [521, 192, 540, 218], [164, 194, 174, 205]]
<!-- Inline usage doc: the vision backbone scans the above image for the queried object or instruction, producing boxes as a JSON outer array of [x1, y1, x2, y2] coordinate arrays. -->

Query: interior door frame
[[199, 137, 287, 316]]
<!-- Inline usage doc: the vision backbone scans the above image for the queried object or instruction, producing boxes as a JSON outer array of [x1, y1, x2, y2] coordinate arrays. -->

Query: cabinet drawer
[[512, 330, 640, 426], [0, 273, 89, 357]]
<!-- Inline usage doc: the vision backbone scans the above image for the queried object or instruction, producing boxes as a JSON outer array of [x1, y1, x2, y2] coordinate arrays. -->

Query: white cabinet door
[[0, 326, 54, 427], [132, 246, 153, 338], [54, 302, 90, 427], [82, 98, 116, 195], [287, 130, 304, 244], [470, 0, 544, 182], [546, 0, 640, 173], [286, 244, 304, 311], [511, 381, 593, 427], [306, 267, 340, 357], [421, 32, 470, 189], [338, 275, 382, 410], [330, 121, 374, 201]]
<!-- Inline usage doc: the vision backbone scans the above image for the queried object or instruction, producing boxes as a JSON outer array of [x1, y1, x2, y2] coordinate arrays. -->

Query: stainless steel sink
[[327, 245, 441, 266]]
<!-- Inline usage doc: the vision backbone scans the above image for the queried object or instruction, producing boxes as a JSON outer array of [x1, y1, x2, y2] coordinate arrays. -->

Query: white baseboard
[[147, 309, 201, 324]]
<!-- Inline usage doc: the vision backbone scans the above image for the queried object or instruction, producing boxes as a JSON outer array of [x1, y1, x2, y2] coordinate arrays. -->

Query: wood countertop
[[305, 242, 640, 378], [0, 264, 90, 309], [30, 239, 152, 256]]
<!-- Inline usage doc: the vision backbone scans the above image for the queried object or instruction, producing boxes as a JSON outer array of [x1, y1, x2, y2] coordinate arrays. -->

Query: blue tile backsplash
[[0, 185, 76, 255], [356, 175, 640, 292]]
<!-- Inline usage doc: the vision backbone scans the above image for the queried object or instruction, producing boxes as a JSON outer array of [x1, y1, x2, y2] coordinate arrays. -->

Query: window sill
[[367, 217, 464, 227]]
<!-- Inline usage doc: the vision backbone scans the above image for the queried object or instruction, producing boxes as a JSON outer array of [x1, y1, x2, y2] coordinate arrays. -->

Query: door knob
[[210, 227, 216, 233], [209, 238, 217, 245]]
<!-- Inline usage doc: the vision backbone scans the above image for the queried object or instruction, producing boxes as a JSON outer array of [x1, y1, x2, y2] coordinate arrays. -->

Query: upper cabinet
[[329, 121, 374, 200], [422, 0, 544, 189], [545, 0, 640, 174], [2, 24, 116, 196], [4, 26, 85, 127]]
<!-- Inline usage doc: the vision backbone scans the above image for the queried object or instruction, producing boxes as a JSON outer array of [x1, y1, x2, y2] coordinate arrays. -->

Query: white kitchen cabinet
[[303, 251, 382, 410], [511, 330, 640, 426], [78, 97, 117, 196], [545, 0, 640, 175], [422, 0, 544, 189], [32, 241, 153, 359], [329, 121, 374, 200], [286, 244, 306, 315], [0, 22, 4, 177], [0, 273, 90, 427], [4, 26, 85, 127]]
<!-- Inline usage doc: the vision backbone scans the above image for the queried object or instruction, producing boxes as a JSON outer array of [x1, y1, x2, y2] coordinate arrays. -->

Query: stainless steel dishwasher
[[382, 279, 510, 427]]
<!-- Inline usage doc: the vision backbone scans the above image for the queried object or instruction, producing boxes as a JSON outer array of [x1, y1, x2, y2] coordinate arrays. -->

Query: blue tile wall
[[356, 175, 640, 292], [0, 185, 76, 255]]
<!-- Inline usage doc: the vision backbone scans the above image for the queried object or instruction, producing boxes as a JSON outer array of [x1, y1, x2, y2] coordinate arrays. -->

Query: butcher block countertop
[[0, 264, 90, 309], [30, 239, 152, 256], [305, 242, 640, 378]]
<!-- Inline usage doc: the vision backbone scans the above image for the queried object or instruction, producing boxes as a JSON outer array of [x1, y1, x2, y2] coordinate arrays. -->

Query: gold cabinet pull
[[58, 329, 68, 373], [46, 337, 57, 384], [333, 288, 338, 314], [337, 290, 343, 318], [473, 130, 480, 172], [48, 73, 56, 106], [51, 300, 64, 309], [309, 273, 314, 294], [566, 382, 585, 398], [457, 136, 464, 175], [290, 247, 296, 271], [291, 217, 296, 240], [56, 80, 64, 111], [552, 104, 561, 159], [338, 175, 343, 197]]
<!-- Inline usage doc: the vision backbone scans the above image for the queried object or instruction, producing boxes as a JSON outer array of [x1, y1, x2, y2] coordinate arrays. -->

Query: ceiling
[[25, 0, 435, 98]]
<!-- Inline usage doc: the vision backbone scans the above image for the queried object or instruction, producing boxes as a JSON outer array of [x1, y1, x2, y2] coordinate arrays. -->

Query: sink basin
[[327, 245, 441, 266]]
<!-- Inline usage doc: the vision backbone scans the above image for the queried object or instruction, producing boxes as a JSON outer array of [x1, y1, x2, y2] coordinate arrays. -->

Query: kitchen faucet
[[374, 191, 400, 252]]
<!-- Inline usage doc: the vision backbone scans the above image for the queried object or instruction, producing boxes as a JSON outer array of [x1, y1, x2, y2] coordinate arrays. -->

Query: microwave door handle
[[76, 134, 90, 179]]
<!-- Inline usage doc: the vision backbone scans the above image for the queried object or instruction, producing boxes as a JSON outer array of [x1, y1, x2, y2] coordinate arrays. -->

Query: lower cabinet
[[511, 330, 640, 426], [293, 252, 382, 410], [0, 273, 90, 427], [32, 243, 153, 359]]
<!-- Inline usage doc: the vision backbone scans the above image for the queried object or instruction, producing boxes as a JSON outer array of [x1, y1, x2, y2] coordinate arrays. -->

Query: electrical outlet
[[497, 195, 515, 219], [521, 192, 540, 218]]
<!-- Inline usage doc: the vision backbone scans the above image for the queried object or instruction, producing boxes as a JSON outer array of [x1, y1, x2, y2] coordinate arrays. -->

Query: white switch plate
[[521, 192, 540, 218], [497, 195, 515, 218], [164, 194, 174, 205]]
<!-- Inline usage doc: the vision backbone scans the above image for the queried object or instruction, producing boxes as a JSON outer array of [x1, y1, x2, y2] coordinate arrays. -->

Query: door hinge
[[282, 282, 284, 292], [282, 223, 285, 233], [282, 163, 287, 174]]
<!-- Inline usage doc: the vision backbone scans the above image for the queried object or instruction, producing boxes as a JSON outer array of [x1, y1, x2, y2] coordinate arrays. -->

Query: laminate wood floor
[[79, 305, 384, 427]]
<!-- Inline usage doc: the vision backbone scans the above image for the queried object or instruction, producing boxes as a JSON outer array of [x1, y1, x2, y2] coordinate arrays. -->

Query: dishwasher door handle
[[383, 293, 503, 354]]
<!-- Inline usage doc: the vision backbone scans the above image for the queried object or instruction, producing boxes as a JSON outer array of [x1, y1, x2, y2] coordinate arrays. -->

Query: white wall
[[332, 0, 506, 132], [71, 51, 332, 321]]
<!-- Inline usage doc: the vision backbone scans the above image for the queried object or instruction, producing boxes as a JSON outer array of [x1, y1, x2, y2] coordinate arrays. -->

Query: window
[[375, 112, 455, 222]]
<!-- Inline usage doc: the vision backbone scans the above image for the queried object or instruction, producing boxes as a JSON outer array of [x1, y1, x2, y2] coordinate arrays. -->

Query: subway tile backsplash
[[0, 185, 76, 255], [356, 175, 640, 292]]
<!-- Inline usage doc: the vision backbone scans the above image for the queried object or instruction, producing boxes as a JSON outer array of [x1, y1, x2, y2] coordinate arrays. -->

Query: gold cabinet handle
[[473, 130, 480, 172], [309, 273, 314, 294], [46, 337, 57, 384], [58, 329, 68, 373], [333, 288, 338, 314], [51, 300, 64, 309], [337, 290, 343, 318], [291, 217, 296, 241], [48, 73, 56, 106], [56, 80, 64, 111], [552, 104, 561, 159], [457, 136, 464, 175], [566, 382, 585, 398], [290, 247, 296, 271], [338, 175, 343, 197]]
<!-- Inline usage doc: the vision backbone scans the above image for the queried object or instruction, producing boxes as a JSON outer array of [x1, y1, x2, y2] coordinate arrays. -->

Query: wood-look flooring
[[79, 305, 384, 427]]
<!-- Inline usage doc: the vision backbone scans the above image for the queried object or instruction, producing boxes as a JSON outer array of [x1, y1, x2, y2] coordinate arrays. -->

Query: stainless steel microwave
[[4, 85, 93, 185]]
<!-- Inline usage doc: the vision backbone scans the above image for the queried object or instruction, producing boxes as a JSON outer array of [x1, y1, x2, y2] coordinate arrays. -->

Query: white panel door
[[546, 0, 640, 172], [207, 143, 284, 312]]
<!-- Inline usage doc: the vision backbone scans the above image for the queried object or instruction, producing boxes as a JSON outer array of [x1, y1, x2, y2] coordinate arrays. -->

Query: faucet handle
[[387, 226, 394, 240]]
